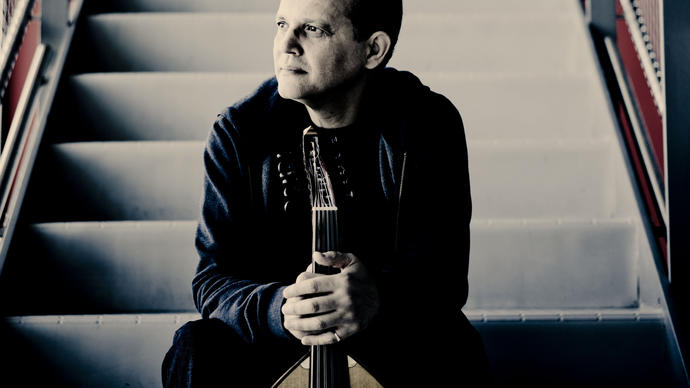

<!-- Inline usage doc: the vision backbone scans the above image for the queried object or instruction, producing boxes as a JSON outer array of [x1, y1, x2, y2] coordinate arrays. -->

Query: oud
[[272, 127, 382, 388]]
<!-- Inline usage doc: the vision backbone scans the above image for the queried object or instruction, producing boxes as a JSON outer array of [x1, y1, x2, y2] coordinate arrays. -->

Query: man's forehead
[[276, 0, 350, 22]]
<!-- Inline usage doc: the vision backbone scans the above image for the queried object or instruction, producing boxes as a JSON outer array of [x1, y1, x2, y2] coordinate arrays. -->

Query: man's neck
[[302, 75, 368, 129]]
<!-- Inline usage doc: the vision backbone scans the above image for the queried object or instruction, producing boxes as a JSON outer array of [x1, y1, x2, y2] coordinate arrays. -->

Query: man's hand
[[282, 251, 380, 345]]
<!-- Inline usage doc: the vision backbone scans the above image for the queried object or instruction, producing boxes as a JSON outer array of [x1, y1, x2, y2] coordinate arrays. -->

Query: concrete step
[[391, 11, 588, 74], [469, 139, 617, 219], [23, 139, 616, 222], [84, 13, 276, 72], [82, 12, 587, 74], [2, 313, 201, 388], [422, 72, 614, 141], [91, 0, 576, 14], [26, 141, 205, 222], [62, 72, 612, 142], [65, 72, 266, 141], [0, 221, 198, 314], [2, 217, 635, 314], [467, 219, 637, 309], [2, 308, 676, 387]]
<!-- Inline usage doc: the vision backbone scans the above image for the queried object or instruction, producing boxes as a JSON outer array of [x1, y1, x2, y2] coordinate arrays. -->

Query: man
[[163, 0, 489, 386]]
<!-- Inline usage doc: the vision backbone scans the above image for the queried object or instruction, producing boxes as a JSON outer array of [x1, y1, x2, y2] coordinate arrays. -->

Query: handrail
[[1, 0, 36, 100], [0, 43, 45, 235], [619, 0, 664, 114], [606, 29, 667, 228], [616, 0, 665, 215], [588, 1, 690, 384], [0, 0, 85, 274], [603, 35, 687, 385]]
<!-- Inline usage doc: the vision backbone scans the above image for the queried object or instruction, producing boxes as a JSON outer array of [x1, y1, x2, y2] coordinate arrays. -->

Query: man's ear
[[364, 31, 392, 69]]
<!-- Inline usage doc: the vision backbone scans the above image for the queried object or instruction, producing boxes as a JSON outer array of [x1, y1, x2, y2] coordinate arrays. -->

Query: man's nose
[[276, 28, 302, 56]]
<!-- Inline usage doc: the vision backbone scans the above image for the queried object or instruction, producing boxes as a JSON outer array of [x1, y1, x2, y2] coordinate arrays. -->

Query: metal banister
[[588, 0, 690, 384], [0, 43, 45, 235], [0, 0, 84, 273], [1, 0, 36, 103]]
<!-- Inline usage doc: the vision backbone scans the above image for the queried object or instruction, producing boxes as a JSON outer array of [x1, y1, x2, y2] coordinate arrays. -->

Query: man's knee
[[171, 318, 235, 348], [163, 319, 244, 387]]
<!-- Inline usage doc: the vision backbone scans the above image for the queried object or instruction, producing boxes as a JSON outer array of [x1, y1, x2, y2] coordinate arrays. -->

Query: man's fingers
[[283, 311, 341, 333], [283, 276, 336, 298], [295, 270, 320, 283], [300, 330, 343, 346], [313, 251, 356, 269], [282, 294, 338, 316]]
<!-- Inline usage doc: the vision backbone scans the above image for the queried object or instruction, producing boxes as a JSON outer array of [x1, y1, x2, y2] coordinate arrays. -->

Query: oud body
[[273, 353, 382, 388]]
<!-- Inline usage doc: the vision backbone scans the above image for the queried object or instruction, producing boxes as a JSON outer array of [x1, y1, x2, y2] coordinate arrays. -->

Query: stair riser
[[65, 73, 610, 142], [24, 141, 615, 221], [470, 141, 616, 219], [29, 142, 205, 222], [2, 219, 635, 313], [93, 0, 575, 14], [0, 222, 198, 314], [84, 13, 586, 73], [466, 220, 638, 309]]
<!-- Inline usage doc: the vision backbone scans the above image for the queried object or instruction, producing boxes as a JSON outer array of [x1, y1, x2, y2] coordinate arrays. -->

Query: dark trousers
[[162, 317, 491, 387]]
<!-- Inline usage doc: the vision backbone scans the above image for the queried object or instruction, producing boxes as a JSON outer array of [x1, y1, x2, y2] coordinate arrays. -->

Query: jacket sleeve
[[192, 111, 293, 344]]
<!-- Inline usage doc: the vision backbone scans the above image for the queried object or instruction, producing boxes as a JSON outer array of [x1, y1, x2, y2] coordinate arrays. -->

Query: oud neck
[[310, 208, 348, 387], [312, 208, 340, 260], [310, 345, 348, 388]]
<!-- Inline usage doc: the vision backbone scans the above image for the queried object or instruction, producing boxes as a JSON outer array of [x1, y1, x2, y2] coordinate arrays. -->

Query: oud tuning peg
[[277, 161, 292, 173]]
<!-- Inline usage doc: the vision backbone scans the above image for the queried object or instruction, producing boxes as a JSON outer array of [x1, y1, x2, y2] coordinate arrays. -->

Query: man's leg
[[162, 318, 305, 388]]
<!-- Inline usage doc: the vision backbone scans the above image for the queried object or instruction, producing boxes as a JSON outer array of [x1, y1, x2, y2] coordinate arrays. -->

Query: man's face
[[273, 0, 368, 104]]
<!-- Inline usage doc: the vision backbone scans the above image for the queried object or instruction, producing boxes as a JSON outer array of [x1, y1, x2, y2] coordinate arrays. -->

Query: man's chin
[[277, 83, 309, 102]]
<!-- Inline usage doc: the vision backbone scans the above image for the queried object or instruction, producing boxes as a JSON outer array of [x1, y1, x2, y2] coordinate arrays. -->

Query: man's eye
[[276, 21, 287, 29], [304, 25, 325, 36]]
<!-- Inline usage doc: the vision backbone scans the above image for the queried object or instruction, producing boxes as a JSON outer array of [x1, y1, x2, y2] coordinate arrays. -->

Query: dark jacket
[[192, 67, 472, 345]]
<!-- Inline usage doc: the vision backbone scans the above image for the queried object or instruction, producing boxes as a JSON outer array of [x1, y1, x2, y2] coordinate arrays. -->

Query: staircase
[[0, 0, 685, 386]]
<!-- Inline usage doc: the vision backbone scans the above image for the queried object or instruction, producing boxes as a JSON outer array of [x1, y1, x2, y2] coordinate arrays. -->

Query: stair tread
[[3, 306, 675, 388], [6, 304, 664, 322]]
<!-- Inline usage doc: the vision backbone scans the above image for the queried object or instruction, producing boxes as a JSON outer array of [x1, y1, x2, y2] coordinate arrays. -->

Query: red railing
[[617, 0, 664, 177], [1, 0, 40, 147], [592, 0, 669, 272], [589, 2, 690, 381]]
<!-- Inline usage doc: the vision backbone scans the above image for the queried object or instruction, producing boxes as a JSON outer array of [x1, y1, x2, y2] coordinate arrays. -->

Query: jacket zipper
[[393, 151, 408, 254]]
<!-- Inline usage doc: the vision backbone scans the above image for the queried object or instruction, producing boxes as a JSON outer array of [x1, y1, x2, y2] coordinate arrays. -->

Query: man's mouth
[[281, 66, 307, 74]]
